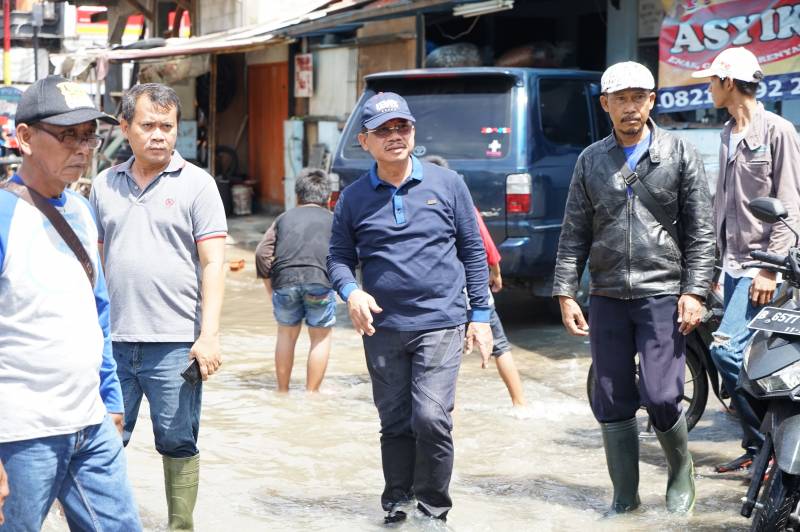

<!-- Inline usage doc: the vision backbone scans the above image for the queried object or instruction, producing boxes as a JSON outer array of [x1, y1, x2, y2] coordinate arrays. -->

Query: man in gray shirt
[[692, 47, 800, 473], [90, 83, 227, 531]]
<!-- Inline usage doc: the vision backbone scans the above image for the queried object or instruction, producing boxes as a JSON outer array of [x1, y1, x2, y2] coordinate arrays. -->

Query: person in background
[[0, 125, 9, 157], [255, 168, 335, 392], [424, 154, 526, 407], [692, 47, 800, 473]]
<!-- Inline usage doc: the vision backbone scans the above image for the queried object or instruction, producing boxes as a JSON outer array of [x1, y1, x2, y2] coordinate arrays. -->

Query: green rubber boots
[[163, 454, 200, 531], [655, 415, 696, 514], [601, 417, 641, 516], [601, 415, 695, 515]]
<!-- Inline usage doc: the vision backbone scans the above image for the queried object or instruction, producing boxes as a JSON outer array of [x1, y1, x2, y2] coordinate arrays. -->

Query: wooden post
[[208, 54, 217, 177], [3, 0, 10, 86], [416, 13, 425, 68]]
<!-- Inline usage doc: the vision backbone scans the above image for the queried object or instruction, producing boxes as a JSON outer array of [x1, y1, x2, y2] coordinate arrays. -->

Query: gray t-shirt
[[90, 151, 227, 342]]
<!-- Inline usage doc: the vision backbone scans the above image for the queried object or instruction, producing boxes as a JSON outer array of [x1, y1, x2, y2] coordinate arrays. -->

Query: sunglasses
[[366, 123, 414, 139]]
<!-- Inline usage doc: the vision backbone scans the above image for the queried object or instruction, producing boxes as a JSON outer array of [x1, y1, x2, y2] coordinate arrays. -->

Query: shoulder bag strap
[[1, 180, 95, 287], [608, 146, 681, 247]]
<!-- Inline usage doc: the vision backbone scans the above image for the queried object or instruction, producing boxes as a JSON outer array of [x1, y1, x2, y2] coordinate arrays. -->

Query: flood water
[[45, 216, 753, 531]]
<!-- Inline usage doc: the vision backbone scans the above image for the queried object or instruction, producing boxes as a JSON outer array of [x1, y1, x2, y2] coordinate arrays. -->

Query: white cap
[[691, 47, 762, 82], [601, 62, 655, 93]]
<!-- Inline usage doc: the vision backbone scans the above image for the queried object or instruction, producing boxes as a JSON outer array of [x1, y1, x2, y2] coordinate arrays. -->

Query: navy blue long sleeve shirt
[[327, 156, 490, 331]]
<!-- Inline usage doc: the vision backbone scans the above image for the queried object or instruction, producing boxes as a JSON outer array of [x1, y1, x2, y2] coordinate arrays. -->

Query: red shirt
[[474, 207, 500, 266]]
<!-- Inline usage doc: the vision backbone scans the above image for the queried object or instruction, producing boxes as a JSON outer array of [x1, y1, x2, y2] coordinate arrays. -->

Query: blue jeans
[[362, 325, 464, 519], [0, 416, 141, 531], [272, 283, 337, 328], [710, 275, 767, 454], [113, 342, 202, 458]]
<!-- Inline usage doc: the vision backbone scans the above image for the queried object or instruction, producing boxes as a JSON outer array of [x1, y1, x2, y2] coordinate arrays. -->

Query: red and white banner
[[658, 0, 800, 112]]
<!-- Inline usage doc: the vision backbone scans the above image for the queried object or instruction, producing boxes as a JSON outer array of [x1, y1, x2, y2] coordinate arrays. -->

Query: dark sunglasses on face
[[31, 124, 103, 150], [366, 123, 414, 139]]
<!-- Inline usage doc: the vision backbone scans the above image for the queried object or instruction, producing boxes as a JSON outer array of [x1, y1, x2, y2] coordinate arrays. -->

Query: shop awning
[[285, 0, 474, 37], [103, 0, 337, 62], [57, 0, 489, 67]]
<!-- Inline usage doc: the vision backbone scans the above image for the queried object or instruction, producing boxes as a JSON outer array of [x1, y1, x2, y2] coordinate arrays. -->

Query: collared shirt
[[715, 103, 800, 274], [328, 156, 490, 331], [90, 150, 227, 342], [0, 175, 120, 442]]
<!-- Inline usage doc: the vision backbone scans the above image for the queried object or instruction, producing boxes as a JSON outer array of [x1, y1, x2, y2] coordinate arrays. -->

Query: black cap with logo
[[16, 75, 119, 126]]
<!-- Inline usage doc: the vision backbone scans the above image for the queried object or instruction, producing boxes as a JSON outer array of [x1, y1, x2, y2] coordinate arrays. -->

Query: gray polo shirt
[[90, 151, 227, 342]]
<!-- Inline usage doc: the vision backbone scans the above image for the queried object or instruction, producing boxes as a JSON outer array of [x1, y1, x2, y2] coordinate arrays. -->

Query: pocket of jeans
[[304, 291, 334, 307], [272, 289, 296, 307], [304, 285, 334, 306]]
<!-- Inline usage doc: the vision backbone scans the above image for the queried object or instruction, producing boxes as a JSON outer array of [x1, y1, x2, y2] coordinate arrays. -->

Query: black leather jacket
[[552, 121, 715, 301]]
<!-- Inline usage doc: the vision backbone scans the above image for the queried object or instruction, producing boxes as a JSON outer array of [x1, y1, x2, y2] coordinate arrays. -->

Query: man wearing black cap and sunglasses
[[0, 76, 141, 530], [328, 92, 493, 523]]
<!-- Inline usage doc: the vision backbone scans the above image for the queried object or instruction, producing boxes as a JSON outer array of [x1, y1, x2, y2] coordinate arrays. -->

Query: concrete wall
[[246, 44, 289, 65], [198, 0, 242, 35], [309, 47, 358, 119], [605, 0, 639, 65]]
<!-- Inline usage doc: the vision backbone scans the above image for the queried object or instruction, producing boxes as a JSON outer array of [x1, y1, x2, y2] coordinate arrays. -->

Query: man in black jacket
[[553, 62, 715, 515]]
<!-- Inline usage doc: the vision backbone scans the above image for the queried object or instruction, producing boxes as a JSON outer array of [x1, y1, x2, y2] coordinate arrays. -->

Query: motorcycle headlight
[[757, 360, 800, 393]]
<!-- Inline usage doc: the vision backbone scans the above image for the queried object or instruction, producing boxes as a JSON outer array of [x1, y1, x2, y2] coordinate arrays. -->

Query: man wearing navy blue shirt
[[328, 92, 492, 523]]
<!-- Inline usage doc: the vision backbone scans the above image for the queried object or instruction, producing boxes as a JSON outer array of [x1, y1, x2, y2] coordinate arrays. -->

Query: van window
[[539, 79, 591, 147], [343, 76, 515, 161], [592, 94, 611, 139]]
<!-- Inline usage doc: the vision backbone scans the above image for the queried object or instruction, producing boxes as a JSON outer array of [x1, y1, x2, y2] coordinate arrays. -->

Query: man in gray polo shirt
[[90, 83, 227, 531]]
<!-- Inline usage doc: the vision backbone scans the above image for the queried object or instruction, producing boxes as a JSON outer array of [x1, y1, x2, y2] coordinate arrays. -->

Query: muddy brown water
[[43, 215, 752, 531]]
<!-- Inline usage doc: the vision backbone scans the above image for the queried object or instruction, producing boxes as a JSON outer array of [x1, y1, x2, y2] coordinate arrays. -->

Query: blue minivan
[[330, 67, 609, 301]]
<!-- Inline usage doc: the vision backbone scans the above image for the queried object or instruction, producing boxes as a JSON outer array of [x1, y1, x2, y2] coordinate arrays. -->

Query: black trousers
[[589, 295, 686, 432], [362, 325, 464, 519]]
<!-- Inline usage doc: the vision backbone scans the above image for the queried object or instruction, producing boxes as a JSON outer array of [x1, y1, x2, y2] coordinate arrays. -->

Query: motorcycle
[[585, 278, 727, 432], [737, 197, 800, 531]]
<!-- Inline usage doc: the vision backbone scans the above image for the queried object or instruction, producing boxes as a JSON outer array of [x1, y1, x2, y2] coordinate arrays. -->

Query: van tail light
[[328, 172, 340, 210], [506, 173, 531, 214]]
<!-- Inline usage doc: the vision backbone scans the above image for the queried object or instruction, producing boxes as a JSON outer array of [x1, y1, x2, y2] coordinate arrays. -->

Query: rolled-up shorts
[[272, 283, 337, 328], [489, 306, 511, 357]]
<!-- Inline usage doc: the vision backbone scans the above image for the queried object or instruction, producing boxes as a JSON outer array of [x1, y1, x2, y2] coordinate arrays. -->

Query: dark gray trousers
[[362, 324, 464, 519], [589, 295, 685, 432]]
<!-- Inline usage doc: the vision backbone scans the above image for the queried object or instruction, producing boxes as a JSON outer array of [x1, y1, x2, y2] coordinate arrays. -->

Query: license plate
[[748, 307, 800, 336]]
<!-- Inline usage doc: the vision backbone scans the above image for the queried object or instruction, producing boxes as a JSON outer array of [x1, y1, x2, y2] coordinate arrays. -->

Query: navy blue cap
[[361, 92, 415, 130]]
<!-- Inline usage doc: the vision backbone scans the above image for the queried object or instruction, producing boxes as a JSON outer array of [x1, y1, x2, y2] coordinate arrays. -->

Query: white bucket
[[231, 184, 253, 216]]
